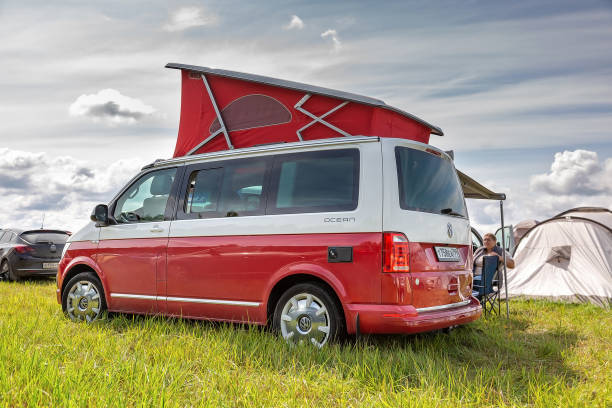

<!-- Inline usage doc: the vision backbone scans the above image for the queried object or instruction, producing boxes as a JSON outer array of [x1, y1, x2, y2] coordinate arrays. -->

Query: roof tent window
[[395, 147, 467, 217]]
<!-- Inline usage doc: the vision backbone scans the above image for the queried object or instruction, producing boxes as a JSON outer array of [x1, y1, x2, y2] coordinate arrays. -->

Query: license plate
[[43, 262, 59, 269], [434, 246, 461, 262]]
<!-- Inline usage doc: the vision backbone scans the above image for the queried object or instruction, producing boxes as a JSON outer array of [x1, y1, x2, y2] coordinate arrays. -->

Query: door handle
[[150, 226, 164, 233]]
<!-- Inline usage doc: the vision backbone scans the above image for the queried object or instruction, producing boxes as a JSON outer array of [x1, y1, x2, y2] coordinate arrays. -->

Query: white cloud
[[163, 6, 218, 32], [467, 150, 612, 235], [530, 150, 611, 195], [0, 147, 144, 232], [321, 29, 342, 51], [69, 89, 155, 124], [284, 15, 304, 30]]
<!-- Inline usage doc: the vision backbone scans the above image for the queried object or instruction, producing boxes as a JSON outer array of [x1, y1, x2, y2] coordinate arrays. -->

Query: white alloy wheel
[[63, 273, 106, 322], [273, 283, 343, 348]]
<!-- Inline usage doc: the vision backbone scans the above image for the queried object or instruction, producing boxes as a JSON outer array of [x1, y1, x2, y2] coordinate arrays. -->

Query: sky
[[0, 0, 611, 234]]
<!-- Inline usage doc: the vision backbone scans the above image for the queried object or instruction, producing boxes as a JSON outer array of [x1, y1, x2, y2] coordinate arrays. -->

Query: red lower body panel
[[59, 234, 481, 336]]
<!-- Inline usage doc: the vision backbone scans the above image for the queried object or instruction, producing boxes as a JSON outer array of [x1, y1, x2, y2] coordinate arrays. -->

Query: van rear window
[[395, 147, 467, 217]]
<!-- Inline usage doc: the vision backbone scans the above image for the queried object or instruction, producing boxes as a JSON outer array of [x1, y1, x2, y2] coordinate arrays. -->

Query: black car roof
[[1, 229, 69, 235]]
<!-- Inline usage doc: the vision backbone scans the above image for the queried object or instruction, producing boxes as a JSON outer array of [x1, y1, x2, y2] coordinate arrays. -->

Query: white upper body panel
[[381, 138, 470, 245], [68, 221, 99, 243], [69, 136, 471, 242]]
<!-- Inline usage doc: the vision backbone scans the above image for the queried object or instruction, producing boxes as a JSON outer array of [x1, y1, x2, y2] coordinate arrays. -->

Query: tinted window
[[270, 149, 359, 214], [21, 232, 69, 244], [114, 168, 177, 223], [495, 226, 513, 252], [395, 147, 467, 217], [183, 159, 267, 218], [185, 168, 223, 214], [471, 230, 482, 252]]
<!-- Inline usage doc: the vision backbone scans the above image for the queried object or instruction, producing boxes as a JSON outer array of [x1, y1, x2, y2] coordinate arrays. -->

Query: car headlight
[[61, 242, 71, 260]]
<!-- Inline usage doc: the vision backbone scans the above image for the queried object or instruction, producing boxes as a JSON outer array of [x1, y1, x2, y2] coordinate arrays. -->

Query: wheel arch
[[60, 262, 109, 306], [1, 255, 17, 280], [265, 273, 347, 330]]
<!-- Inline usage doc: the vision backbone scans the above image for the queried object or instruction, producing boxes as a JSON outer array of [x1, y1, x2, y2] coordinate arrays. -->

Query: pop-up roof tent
[[165, 63, 444, 157], [506, 207, 612, 307], [166, 62, 511, 314]]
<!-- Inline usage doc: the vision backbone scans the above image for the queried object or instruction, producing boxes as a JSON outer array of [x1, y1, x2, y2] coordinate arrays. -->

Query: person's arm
[[497, 251, 515, 269]]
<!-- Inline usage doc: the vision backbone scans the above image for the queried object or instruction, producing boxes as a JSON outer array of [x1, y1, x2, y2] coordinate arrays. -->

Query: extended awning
[[457, 170, 506, 201], [457, 168, 510, 318]]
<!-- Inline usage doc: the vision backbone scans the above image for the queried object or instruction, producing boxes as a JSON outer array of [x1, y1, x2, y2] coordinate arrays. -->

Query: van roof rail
[[141, 159, 167, 170]]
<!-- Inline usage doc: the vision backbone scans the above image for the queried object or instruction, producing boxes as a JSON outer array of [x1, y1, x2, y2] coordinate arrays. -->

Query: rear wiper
[[441, 208, 464, 217]]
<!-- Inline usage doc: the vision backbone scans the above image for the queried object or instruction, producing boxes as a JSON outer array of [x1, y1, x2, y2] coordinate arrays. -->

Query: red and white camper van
[[57, 64, 481, 347]]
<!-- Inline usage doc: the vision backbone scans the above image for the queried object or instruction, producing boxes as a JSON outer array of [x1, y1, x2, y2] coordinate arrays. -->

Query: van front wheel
[[273, 283, 343, 348], [62, 272, 106, 322]]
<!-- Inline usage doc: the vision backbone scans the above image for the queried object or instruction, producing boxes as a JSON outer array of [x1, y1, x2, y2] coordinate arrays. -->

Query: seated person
[[473, 233, 515, 280]]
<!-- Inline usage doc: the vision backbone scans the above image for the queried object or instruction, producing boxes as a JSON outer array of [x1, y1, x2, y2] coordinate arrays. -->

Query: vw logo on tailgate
[[447, 223, 453, 238]]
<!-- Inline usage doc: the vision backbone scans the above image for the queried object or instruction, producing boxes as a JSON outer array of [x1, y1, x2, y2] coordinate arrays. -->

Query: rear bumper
[[13, 258, 59, 278], [345, 297, 482, 334]]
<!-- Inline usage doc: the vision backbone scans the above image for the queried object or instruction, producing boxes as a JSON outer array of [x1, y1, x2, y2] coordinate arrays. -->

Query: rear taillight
[[14, 245, 34, 254], [383, 232, 410, 272]]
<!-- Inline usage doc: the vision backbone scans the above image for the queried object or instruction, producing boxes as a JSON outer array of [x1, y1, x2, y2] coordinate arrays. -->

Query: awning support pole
[[201, 73, 233, 150], [295, 94, 352, 141], [500, 200, 509, 318]]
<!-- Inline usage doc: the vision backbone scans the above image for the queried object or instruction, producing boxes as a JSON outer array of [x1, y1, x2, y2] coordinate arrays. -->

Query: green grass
[[0, 280, 610, 407]]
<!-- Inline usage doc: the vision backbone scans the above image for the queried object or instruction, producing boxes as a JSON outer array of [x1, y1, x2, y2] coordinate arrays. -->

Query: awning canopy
[[457, 169, 509, 317], [457, 170, 506, 201]]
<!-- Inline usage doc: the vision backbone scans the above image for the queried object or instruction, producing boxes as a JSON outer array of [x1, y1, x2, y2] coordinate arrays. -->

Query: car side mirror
[[91, 204, 109, 225]]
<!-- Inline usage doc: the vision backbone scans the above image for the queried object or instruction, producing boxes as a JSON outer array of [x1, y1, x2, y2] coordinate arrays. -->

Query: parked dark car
[[0, 229, 70, 281]]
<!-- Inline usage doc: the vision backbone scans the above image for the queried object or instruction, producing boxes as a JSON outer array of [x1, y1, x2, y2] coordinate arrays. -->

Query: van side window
[[182, 159, 267, 218], [113, 168, 177, 223], [270, 149, 359, 214], [185, 168, 223, 214]]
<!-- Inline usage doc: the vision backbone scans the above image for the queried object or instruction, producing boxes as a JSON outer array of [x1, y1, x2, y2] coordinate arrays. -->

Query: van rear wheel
[[62, 272, 106, 322], [273, 283, 343, 348]]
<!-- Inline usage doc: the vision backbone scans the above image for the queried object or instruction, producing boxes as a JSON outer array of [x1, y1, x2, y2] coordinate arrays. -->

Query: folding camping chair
[[472, 255, 501, 316]]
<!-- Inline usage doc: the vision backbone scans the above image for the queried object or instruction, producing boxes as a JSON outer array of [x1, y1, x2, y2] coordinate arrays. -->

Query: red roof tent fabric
[[166, 63, 444, 158]]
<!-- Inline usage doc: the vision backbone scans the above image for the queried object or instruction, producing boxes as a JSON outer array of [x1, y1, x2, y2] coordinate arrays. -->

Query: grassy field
[[0, 280, 610, 407]]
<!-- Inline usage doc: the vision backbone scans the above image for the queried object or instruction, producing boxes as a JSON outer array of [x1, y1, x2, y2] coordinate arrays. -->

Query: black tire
[[0, 260, 18, 282], [272, 282, 344, 347], [62, 272, 107, 322]]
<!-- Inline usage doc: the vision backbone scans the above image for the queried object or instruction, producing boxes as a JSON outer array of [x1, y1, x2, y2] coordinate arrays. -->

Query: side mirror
[[91, 204, 109, 225]]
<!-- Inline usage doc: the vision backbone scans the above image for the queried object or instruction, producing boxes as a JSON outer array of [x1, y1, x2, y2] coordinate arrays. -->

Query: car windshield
[[21, 232, 69, 244], [395, 147, 467, 217]]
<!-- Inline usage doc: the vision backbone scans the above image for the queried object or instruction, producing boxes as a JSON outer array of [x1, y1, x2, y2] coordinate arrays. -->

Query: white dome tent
[[506, 207, 612, 307]]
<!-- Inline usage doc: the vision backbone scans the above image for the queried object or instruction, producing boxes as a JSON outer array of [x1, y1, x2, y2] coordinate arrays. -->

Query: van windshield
[[395, 147, 467, 218]]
